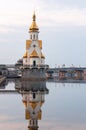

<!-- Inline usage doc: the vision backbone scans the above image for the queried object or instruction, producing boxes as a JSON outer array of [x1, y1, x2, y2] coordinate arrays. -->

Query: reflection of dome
[[22, 100, 27, 107]]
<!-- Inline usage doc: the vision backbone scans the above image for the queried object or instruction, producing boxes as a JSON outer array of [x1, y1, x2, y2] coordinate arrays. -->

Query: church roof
[[23, 100, 27, 107], [41, 52, 45, 59], [23, 51, 28, 58], [30, 50, 39, 58], [29, 12, 39, 32], [26, 40, 31, 49], [38, 40, 42, 49]]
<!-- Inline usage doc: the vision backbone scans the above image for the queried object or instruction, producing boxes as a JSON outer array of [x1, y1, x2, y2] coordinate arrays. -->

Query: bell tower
[[29, 12, 39, 41]]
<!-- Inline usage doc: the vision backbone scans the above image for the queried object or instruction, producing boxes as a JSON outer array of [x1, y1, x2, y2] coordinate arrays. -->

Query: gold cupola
[[23, 51, 28, 58], [29, 12, 39, 32], [30, 50, 39, 58]]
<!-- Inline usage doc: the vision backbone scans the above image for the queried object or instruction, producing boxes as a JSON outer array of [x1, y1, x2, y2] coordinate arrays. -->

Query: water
[[0, 79, 86, 130]]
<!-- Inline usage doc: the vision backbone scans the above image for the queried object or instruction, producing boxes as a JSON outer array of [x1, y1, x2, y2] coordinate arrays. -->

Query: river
[[0, 79, 86, 130]]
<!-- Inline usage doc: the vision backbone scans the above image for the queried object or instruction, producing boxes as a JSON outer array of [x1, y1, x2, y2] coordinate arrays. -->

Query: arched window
[[33, 34, 35, 40], [33, 93, 36, 99], [33, 60, 36, 66], [37, 35, 38, 39], [30, 35, 32, 39], [30, 120, 31, 125]]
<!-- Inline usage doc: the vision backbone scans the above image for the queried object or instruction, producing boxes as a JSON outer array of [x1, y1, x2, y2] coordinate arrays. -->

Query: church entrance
[[33, 60, 36, 66]]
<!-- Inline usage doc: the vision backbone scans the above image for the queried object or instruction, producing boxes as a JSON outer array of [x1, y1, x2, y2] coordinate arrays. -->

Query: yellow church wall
[[26, 40, 32, 49], [25, 109, 30, 120], [37, 110, 42, 120], [38, 40, 42, 49], [25, 108, 42, 120]]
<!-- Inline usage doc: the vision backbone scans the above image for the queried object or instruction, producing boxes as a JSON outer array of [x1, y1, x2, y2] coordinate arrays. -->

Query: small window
[[33, 60, 36, 66], [30, 35, 32, 39], [33, 93, 36, 99], [33, 34, 35, 40], [33, 45, 36, 48], [36, 35, 38, 39], [30, 120, 31, 125], [33, 120, 34, 125]]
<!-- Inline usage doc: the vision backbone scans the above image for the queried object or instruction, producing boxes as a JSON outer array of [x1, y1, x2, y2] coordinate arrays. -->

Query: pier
[[0, 90, 18, 94]]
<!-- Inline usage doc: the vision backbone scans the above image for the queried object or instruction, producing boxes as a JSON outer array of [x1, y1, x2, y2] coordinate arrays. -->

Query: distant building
[[83, 70, 86, 80], [59, 70, 67, 80], [75, 69, 84, 80], [0, 65, 8, 76], [15, 59, 23, 67], [46, 68, 86, 80]]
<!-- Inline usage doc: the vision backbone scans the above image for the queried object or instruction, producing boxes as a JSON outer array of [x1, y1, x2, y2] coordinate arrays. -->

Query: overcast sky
[[0, 0, 86, 67]]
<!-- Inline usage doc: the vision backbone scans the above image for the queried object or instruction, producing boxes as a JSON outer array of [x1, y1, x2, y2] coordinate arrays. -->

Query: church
[[21, 12, 49, 80], [23, 12, 45, 66]]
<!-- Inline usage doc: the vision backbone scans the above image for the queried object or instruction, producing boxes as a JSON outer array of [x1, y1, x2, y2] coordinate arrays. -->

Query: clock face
[[33, 44, 36, 48]]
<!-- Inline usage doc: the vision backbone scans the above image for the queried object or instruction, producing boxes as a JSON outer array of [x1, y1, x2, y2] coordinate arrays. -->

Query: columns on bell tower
[[29, 12, 39, 41]]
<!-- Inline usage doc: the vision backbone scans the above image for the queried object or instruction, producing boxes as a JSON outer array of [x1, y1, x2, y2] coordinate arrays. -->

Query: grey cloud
[[44, 0, 86, 8]]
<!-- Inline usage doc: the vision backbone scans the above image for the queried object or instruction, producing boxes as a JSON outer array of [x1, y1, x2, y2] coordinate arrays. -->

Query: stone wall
[[21, 68, 46, 80]]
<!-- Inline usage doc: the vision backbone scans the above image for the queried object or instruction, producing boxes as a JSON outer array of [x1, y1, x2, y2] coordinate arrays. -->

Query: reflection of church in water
[[15, 80, 49, 130]]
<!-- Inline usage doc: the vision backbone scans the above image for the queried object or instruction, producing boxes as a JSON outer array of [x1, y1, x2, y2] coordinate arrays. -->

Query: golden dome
[[23, 51, 28, 58], [30, 50, 39, 58], [29, 12, 39, 32]]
